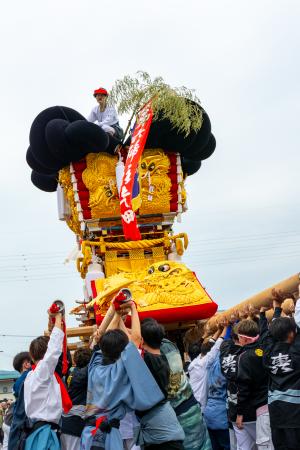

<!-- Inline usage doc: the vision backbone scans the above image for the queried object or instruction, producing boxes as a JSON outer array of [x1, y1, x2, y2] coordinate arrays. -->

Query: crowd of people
[[0, 399, 14, 449], [1, 285, 300, 450]]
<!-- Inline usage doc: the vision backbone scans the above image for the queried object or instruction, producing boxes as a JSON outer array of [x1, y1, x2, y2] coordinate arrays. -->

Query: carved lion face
[[144, 260, 189, 279], [89, 180, 119, 208], [140, 150, 170, 178]]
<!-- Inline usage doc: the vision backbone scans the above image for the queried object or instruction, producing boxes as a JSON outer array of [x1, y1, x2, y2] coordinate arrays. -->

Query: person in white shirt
[[87, 87, 123, 139], [24, 310, 71, 449], [187, 326, 226, 411]]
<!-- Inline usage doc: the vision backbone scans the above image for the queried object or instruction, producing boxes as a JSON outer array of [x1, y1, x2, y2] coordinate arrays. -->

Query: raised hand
[[260, 305, 270, 313]]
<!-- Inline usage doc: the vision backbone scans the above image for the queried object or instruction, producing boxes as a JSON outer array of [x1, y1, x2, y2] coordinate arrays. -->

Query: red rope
[[91, 415, 107, 436], [113, 291, 127, 311]]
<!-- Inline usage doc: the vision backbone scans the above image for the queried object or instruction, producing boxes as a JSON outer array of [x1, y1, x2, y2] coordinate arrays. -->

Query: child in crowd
[[220, 325, 242, 450], [188, 326, 225, 411], [140, 319, 170, 400], [203, 325, 230, 450], [234, 318, 273, 450], [263, 288, 300, 450], [24, 309, 72, 450], [184, 342, 200, 374], [155, 319, 212, 450], [60, 348, 92, 450], [81, 300, 184, 450], [140, 318, 184, 450]]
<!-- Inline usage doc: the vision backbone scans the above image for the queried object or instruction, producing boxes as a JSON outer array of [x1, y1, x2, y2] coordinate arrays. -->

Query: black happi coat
[[61, 365, 89, 437], [143, 352, 170, 400], [220, 339, 256, 422], [236, 341, 268, 418], [263, 305, 300, 429], [234, 311, 276, 420]]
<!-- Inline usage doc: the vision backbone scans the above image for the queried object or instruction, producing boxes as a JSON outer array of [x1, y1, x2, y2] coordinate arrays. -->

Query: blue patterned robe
[[81, 342, 166, 450]]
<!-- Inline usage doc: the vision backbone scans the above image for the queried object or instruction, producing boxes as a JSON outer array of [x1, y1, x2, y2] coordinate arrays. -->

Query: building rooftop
[[0, 370, 20, 380]]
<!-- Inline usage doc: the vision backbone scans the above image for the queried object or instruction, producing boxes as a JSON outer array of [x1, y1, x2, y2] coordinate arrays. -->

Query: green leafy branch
[[109, 71, 203, 136]]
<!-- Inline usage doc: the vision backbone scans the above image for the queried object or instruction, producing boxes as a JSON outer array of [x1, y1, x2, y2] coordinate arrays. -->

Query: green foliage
[[109, 71, 203, 136]]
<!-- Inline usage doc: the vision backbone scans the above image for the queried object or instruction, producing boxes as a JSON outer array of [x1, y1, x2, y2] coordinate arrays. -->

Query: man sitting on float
[[87, 87, 123, 140]]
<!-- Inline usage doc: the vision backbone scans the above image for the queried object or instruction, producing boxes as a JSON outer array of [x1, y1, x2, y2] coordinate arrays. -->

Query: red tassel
[[31, 365, 73, 413], [82, 211, 92, 219], [77, 191, 90, 201], [72, 160, 87, 172], [113, 291, 127, 311], [75, 181, 88, 191], [91, 416, 107, 436]]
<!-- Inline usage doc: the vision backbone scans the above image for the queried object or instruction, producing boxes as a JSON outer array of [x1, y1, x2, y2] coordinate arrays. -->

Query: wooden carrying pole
[[65, 326, 95, 337], [207, 272, 300, 328]]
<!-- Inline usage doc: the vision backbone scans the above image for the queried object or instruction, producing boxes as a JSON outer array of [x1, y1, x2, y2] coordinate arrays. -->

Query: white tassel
[[64, 247, 83, 264], [57, 184, 71, 221], [116, 153, 125, 195]]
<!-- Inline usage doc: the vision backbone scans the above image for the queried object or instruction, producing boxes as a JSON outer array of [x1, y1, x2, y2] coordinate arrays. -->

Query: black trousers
[[92, 440, 184, 450], [207, 428, 230, 450], [272, 427, 300, 450], [145, 442, 184, 450]]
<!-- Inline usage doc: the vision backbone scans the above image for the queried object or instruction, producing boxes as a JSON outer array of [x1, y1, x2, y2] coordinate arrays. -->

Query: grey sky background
[[0, 0, 299, 368]]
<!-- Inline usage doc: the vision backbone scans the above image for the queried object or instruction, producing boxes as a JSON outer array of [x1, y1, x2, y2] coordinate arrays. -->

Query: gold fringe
[[58, 167, 81, 236]]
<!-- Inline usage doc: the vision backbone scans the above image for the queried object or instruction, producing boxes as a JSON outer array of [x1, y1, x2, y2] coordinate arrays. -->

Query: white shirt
[[24, 327, 64, 424], [87, 105, 119, 127], [188, 337, 223, 410]]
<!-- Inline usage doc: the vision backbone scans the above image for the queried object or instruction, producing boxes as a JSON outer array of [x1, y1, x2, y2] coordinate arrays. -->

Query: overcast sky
[[0, 0, 299, 369]]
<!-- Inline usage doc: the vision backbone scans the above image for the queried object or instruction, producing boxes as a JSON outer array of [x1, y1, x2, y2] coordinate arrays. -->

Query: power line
[[1, 236, 299, 269], [0, 274, 80, 283], [0, 241, 298, 273], [186, 240, 300, 257], [0, 334, 36, 338], [0, 263, 76, 271], [192, 230, 300, 245], [0, 270, 77, 278], [0, 250, 298, 282], [186, 249, 300, 266], [0, 230, 299, 260], [0, 251, 66, 260], [0, 230, 297, 282]]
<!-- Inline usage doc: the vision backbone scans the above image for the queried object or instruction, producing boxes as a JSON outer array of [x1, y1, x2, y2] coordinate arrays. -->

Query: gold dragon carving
[[90, 261, 211, 316]]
